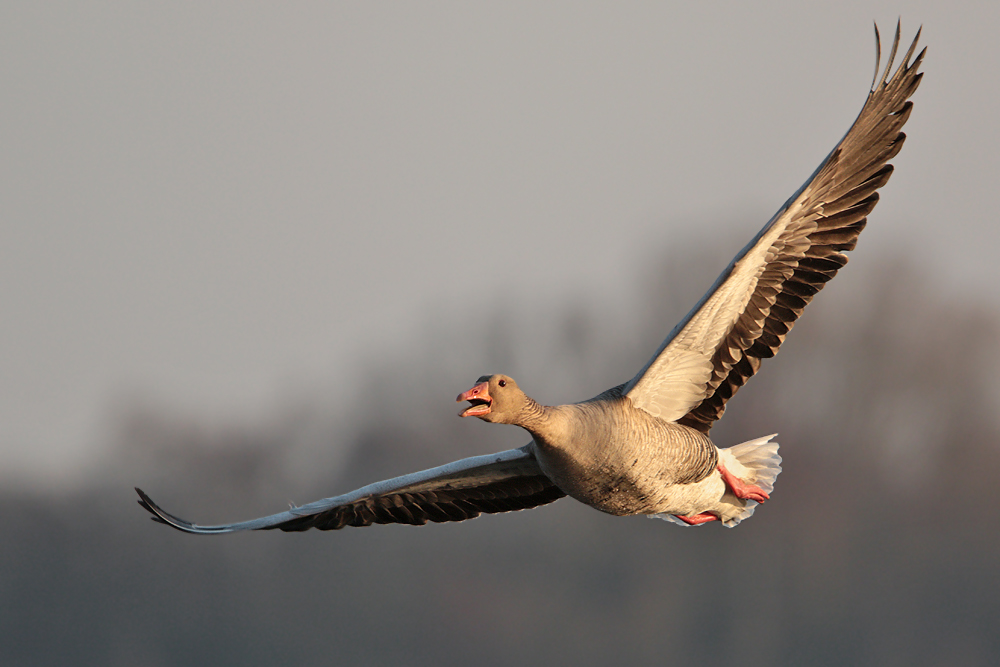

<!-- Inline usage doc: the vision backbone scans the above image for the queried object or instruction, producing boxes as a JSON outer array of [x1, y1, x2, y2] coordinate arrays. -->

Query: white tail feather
[[719, 434, 781, 527], [725, 434, 781, 494]]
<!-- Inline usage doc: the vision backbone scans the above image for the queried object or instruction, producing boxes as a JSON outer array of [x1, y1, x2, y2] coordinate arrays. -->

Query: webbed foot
[[718, 463, 769, 503], [673, 512, 719, 525]]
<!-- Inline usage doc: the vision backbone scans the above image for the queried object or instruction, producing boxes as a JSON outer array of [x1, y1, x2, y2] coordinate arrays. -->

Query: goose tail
[[718, 434, 782, 527]]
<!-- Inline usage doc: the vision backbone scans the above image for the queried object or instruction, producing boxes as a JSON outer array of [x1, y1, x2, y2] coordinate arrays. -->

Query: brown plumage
[[677, 27, 924, 433], [137, 24, 923, 534]]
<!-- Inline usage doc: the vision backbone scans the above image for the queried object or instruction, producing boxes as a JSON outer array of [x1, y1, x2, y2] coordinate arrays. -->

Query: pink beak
[[457, 382, 492, 417]]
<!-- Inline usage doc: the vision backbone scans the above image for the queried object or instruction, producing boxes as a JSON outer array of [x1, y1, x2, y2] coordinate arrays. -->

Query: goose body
[[486, 385, 721, 517], [137, 24, 923, 535]]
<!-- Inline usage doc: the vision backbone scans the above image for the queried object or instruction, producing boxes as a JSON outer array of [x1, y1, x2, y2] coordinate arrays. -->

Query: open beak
[[457, 382, 492, 417]]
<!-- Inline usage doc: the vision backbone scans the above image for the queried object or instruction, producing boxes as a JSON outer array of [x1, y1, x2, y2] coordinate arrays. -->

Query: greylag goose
[[137, 24, 924, 534]]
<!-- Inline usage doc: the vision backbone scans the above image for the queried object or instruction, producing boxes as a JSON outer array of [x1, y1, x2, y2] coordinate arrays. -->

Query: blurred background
[[3, 2, 999, 665]]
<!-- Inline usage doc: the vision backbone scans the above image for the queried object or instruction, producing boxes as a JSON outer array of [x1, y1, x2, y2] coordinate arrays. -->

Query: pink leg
[[674, 512, 719, 525], [718, 463, 769, 503]]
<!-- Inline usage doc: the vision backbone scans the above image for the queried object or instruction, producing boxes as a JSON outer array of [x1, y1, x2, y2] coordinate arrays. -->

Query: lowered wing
[[136, 445, 564, 534], [624, 24, 924, 433]]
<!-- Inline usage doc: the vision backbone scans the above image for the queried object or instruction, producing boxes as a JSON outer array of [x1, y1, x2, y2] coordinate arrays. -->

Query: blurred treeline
[[2, 246, 998, 666]]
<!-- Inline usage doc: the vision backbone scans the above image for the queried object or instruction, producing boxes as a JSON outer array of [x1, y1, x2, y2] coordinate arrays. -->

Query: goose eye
[[498, 379, 507, 388]]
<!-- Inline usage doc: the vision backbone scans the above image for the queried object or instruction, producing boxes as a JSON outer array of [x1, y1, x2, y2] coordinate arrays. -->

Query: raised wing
[[624, 24, 924, 432], [136, 445, 564, 534]]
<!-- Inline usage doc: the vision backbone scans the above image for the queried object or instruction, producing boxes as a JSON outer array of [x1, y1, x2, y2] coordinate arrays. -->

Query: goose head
[[456, 374, 529, 424]]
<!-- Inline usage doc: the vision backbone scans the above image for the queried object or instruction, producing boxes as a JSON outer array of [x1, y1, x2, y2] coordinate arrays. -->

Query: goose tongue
[[457, 382, 492, 417]]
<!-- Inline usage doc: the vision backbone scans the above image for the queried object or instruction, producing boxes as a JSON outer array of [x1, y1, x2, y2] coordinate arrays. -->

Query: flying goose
[[137, 24, 924, 534]]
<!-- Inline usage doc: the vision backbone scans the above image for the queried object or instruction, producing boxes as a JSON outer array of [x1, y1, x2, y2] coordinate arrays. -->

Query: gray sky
[[2, 2, 996, 486]]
